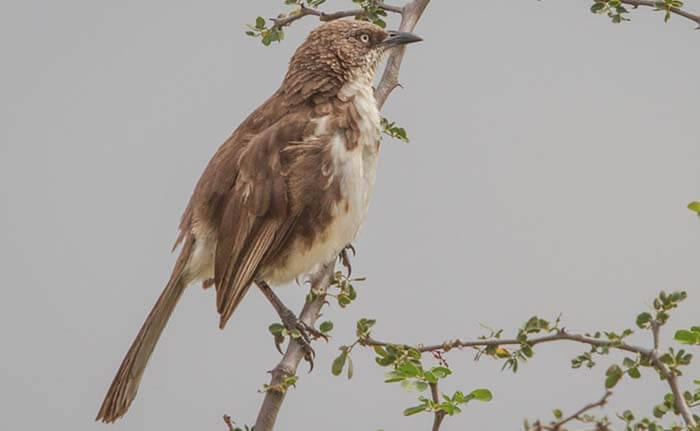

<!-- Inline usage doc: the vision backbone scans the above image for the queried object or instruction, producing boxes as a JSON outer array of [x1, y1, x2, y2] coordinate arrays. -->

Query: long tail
[[96, 237, 194, 423]]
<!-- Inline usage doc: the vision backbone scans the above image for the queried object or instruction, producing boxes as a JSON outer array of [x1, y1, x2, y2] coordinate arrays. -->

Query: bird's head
[[281, 19, 422, 105]]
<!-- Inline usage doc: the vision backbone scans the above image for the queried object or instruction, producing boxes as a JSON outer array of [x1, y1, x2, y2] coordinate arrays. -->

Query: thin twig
[[651, 319, 660, 351], [546, 391, 612, 431], [430, 382, 446, 431], [613, 0, 700, 27], [270, 3, 402, 31], [365, 331, 652, 356]]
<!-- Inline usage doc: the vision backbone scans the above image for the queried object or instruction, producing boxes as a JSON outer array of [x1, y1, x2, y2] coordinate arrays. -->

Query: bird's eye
[[359, 34, 370, 44]]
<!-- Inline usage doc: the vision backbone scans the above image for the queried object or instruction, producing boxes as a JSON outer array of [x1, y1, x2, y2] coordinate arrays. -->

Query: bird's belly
[[265, 134, 379, 285]]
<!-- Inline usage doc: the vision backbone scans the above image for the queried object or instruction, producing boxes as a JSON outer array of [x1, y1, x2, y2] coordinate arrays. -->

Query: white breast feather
[[265, 76, 381, 285]]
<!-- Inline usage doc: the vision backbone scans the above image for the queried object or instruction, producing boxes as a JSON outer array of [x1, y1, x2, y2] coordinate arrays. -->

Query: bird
[[96, 19, 422, 423]]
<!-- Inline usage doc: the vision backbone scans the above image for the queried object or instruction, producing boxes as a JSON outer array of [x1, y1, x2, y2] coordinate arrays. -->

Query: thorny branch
[[250, 2, 430, 429], [365, 324, 698, 429]]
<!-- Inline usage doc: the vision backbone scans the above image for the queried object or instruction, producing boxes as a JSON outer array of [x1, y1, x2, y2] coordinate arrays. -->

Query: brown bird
[[96, 19, 422, 423]]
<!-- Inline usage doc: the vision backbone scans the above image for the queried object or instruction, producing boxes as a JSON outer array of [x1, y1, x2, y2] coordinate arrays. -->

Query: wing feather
[[211, 112, 311, 328]]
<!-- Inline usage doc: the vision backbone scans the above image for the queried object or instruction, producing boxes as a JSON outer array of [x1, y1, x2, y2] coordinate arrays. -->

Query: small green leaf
[[398, 361, 421, 377], [636, 312, 653, 329], [268, 323, 284, 335], [689, 201, 700, 214], [590, 2, 606, 13], [553, 409, 563, 420], [431, 366, 452, 379], [628, 367, 641, 379], [319, 321, 334, 333], [414, 381, 429, 392], [347, 355, 354, 379], [605, 365, 623, 388], [255, 16, 266, 30], [469, 388, 493, 402], [385, 370, 406, 383], [332, 351, 347, 376], [403, 405, 426, 416]]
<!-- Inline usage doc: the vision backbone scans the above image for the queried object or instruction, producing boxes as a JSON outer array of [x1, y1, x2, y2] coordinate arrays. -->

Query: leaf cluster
[[351, 0, 389, 28], [380, 117, 410, 143], [403, 388, 492, 417]]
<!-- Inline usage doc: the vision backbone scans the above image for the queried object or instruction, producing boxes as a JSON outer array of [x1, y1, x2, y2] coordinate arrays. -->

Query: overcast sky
[[1, 1, 699, 430]]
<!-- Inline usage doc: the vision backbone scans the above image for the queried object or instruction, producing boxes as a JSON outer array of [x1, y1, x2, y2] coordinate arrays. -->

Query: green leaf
[[332, 351, 347, 376], [590, 2, 606, 13], [398, 361, 421, 378], [553, 409, 563, 420], [414, 381, 429, 392], [628, 367, 641, 379], [424, 371, 437, 384], [403, 405, 426, 416], [338, 294, 352, 307], [255, 16, 266, 30], [653, 403, 669, 418], [636, 312, 653, 329], [469, 388, 493, 402], [674, 329, 699, 345], [385, 370, 406, 383], [319, 321, 334, 333], [431, 366, 452, 379], [268, 323, 284, 335], [347, 355, 354, 379], [605, 365, 623, 388], [659, 353, 674, 365], [689, 201, 700, 214]]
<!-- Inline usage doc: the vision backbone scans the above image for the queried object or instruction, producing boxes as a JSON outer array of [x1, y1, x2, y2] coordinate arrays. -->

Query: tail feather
[[96, 237, 194, 423]]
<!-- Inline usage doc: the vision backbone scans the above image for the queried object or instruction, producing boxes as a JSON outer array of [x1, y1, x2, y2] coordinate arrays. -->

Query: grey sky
[[1, 0, 699, 430]]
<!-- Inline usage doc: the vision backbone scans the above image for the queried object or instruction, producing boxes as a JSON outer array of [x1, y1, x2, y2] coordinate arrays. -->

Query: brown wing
[[210, 111, 314, 329]]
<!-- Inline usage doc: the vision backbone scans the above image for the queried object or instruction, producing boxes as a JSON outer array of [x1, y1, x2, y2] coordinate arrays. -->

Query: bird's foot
[[339, 243, 356, 276], [278, 307, 328, 371]]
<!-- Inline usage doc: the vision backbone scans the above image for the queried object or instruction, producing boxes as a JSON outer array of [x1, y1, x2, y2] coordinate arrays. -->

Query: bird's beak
[[380, 30, 423, 47]]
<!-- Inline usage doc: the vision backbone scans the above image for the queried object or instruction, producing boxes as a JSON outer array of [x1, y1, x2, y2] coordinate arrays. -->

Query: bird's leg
[[255, 280, 327, 369], [338, 243, 356, 276]]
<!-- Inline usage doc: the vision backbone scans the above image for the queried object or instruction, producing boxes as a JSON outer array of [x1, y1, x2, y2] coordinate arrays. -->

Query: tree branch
[[365, 328, 698, 429], [649, 354, 697, 428], [366, 330, 652, 356], [375, 0, 431, 109], [430, 381, 446, 431], [270, 3, 402, 31], [607, 0, 700, 27], [535, 391, 612, 431], [253, 261, 335, 431]]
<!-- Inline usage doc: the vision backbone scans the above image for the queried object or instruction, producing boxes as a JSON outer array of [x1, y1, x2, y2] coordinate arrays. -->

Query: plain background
[[1, 0, 699, 429]]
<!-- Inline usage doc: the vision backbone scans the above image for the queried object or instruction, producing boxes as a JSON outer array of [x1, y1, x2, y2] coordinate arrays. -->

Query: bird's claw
[[279, 308, 328, 372], [339, 243, 356, 276]]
